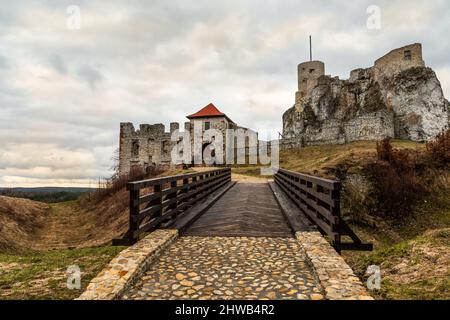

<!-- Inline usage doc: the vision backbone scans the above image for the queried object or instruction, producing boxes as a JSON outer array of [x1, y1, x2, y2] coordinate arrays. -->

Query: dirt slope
[[0, 196, 49, 252], [0, 192, 129, 252]]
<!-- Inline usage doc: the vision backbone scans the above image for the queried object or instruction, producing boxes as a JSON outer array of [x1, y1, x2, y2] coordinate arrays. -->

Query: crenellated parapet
[[118, 122, 190, 176]]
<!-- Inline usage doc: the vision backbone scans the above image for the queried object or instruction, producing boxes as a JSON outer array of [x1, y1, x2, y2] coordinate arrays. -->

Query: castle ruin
[[118, 103, 254, 175], [282, 43, 449, 148]]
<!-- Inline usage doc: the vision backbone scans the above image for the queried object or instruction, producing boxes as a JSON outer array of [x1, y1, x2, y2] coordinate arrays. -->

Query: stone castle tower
[[296, 60, 325, 103]]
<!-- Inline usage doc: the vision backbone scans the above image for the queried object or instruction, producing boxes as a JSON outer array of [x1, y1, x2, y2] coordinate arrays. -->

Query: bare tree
[[110, 147, 120, 180]]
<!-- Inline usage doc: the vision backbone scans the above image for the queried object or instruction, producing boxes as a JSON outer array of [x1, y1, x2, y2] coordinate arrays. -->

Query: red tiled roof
[[187, 103, 226, 119]]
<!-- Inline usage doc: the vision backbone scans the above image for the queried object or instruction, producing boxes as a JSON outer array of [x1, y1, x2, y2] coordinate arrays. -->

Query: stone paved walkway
[[122, 236, 324, 300]]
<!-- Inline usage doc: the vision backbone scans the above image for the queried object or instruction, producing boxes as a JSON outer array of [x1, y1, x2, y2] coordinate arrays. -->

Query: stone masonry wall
[[374, 43, 425, 83], [118, 122, 178, 176]]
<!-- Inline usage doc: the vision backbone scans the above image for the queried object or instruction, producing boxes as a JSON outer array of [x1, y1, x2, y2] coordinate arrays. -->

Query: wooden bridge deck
[[183, 180, 293, 237]]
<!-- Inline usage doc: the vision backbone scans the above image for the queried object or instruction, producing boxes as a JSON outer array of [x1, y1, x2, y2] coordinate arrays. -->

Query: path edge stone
[[295, 231, 374, 300], [76, 229, 178, 300]]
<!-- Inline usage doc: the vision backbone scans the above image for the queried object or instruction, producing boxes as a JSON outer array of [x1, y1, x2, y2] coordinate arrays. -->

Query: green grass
[[279, 139, 424, 177], [378, 277, 450, 300], [229, 139, 424, 178], [358, 232, 450, 300], [396, 191, 450, 239], [231, 166, 265, 177], [0, 246, 124, 300], [346, 223, 450, 300]]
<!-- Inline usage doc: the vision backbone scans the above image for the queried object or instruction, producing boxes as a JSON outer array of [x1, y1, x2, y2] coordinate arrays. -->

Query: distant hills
[[0, 187, 97, 203]]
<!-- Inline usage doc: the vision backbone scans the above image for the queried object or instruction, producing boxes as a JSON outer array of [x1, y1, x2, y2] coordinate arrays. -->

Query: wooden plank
[[277, 168, 341, 190], [168, 181, 236, 232], [184, 181, 293, 237], [127, 168, 229, 190], [115, 168, 232, 244], [275, 175, 335, 223], [275, 176, 333, 235], [336, 243, 373, 251], [268, 180, 315, 232], [274, 168, 372, 253]]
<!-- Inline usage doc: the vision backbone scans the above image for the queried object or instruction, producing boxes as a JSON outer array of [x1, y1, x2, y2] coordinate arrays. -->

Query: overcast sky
[[0, 0, 449, 187]]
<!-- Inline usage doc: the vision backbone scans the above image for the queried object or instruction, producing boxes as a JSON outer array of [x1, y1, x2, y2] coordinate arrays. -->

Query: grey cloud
[[48, 54, 67, 74], [76, 64, 104, 89], [0, 55, 8, 69]]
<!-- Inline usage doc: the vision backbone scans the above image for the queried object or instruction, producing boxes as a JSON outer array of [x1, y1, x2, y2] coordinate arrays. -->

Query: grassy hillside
[[343, 189, 450, 300], [232, 139, 424, 178]]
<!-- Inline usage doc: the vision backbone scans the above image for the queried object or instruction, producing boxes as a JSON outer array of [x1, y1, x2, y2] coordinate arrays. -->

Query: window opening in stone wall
[[131, 140, 139, 157], [309, 69, 315, 74], [205, 121, 210, 130], [404, 50, 412, 60]]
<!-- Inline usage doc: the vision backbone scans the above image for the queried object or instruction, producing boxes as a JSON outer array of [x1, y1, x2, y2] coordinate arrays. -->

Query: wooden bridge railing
[[113, 168, 231, 245], [274, 168, 372, 253]]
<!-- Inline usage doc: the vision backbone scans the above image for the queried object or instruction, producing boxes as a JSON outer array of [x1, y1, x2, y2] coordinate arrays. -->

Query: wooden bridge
[[85, 168, 373, 300], [113, 168, 371, 252]]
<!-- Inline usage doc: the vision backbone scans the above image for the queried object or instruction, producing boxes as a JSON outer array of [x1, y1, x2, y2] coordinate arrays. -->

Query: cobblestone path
[[122, 237, 324, 300]]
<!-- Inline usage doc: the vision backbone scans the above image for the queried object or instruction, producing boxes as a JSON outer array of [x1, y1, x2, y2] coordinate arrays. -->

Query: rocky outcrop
[[283, 63, 449, 148], [383, 67, 449, 141]]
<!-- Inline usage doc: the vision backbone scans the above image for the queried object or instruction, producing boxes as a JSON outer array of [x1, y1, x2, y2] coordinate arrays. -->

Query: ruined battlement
[[373, 43, 425, 82], [118, 122, 177, 175]]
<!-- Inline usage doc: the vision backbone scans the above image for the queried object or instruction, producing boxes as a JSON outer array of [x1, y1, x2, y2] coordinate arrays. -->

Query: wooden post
[[112, 185, 139, 246], [330, 184, 341, 253], [192, 176, 198, 201], [153, 184, 163, 217], [167, 180, 178, 220], [182, 177, 189, 203], [129, 188, 140, 244]]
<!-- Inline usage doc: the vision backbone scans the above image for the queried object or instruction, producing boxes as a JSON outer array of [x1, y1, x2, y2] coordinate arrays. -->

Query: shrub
[[365, 161, 424, 219], [376, 137, 394, 162], [426, 129, 450, 166], [83, 165, 163, 204], [365, 138, 427, 219], [341, 174, 376, 225]]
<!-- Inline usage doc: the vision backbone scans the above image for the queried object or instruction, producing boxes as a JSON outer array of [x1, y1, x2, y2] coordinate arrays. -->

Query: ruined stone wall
[[282, 108, 394, 148], [374, 43, 425, 82], [119, 116, 258, 174], [118, 122, 177, 176]]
